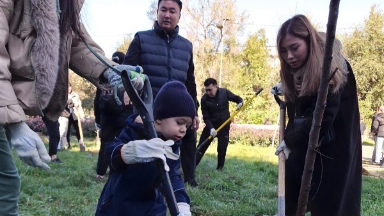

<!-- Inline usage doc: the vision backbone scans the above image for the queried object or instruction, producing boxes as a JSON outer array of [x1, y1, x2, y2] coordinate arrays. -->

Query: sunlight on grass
[[362, 138, 375, 146], [11, 136, 384, 215]]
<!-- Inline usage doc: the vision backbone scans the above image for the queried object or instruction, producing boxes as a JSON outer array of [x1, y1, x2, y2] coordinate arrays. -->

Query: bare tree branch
[[296, 0, 341, 215]]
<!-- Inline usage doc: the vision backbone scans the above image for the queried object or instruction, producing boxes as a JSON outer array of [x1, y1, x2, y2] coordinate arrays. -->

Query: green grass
[[362, 137, 375, 146], [12, 137, 384, 215]]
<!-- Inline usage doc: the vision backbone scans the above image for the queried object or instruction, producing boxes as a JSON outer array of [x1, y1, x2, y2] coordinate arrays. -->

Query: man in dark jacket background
[[371, 105, 384, 165], [196, 78, 243, 170], [123, 0, 200, 187]]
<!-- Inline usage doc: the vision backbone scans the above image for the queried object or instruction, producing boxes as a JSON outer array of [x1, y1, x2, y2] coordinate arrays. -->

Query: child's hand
[[120, 138, 179, 171]]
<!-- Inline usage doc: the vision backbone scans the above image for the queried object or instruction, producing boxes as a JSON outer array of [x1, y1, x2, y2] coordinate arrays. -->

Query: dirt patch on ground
[[362, 160, 384, 178], [361, 145, 383, 178]]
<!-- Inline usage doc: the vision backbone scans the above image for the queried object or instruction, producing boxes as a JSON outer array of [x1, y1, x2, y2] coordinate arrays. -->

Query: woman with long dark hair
[[273, 15, 362, 215]]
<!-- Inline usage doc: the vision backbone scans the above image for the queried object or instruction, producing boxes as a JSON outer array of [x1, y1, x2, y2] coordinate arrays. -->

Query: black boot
[[217, 153, 226, 171], [185, 179, 198, 187]]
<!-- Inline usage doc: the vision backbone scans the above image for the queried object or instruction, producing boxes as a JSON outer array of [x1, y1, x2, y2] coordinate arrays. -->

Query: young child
[[96, 81, 195, 216]]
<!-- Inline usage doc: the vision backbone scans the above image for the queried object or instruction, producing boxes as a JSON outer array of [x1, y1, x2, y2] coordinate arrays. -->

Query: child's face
[[156, 116, 192, 141]]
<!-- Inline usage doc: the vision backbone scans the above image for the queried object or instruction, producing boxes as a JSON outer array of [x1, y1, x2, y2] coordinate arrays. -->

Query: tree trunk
[[296, 0, 341, 215]]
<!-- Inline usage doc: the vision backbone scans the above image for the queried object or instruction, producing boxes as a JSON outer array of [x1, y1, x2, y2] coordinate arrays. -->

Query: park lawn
[[13, 137, 384, 216]]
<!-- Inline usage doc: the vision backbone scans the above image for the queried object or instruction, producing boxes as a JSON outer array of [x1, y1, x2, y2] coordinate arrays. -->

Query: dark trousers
[[180, 128, 197, 183], [42, 116, 60, 156], [66, 114, 80, 147], [196, 126, 230, 168], [96, 113, 128, 176], [0, 126, 20, 216]]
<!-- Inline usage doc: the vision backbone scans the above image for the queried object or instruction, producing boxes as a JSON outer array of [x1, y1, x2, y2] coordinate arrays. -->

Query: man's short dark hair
[[158, 0, 182, 10], [204, 78, 217, 87]]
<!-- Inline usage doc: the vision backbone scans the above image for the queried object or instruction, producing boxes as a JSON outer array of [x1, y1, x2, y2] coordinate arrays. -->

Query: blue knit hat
[[154, 81, 196, 120]]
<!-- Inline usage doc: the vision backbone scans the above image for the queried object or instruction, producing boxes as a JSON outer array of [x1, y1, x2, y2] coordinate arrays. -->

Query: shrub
[[25, 116, 48, 135], [79, 117, 97, 138], [26, 116, 97, 138], [229, 124, 279, 147], [197, 124, 280, 147]]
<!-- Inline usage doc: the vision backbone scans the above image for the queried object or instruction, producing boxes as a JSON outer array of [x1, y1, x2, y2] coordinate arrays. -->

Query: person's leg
[[180, 128, 198, 186], [374, 136, 384, 163], [58, 117, 69, 149], [42, 116, 60, 157], [216, 129, 230, 170], [195, 127, 212, 166], [72, 119, 81, 142], [66, 115, 74, 148], [0, 125, 20, 216], [96, 115, 123, 177]]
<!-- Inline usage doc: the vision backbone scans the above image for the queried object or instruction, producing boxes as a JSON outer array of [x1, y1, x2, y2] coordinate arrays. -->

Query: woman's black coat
[[283, 61, 362, 216]]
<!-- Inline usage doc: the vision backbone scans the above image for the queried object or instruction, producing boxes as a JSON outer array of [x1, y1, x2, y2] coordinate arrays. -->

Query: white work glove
[[95, 123, 101, 131], [236, 102, 243, 110], [275, 140, 291, 159], [178, 202, 192, 216], [120, 138, 179, 171], [104, 65, 144, 91], [270, 82, 283, 96], [210, 128, 217, 138], [7, 122, 51, 170]]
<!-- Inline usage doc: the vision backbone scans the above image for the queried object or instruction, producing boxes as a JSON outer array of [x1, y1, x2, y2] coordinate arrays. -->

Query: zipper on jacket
[[166, 33, 171, 81], [166, 33, 170, 44]]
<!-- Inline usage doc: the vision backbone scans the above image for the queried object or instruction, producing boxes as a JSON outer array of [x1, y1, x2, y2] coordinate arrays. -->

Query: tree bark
[[296, 0, 341, 215]]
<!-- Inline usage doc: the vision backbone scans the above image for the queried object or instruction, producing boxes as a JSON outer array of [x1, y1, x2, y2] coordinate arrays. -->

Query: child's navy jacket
[[96, 114, 190, 216]]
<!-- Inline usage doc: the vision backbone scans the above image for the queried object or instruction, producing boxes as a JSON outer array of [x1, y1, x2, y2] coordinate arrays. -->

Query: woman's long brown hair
[[59, 0, 84, 40], [276, 15, 347, 102]]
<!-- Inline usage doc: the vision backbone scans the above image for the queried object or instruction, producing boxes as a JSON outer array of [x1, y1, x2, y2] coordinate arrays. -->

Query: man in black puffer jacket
[[196, 78, 243, 170], [123, 0, 200, 187]]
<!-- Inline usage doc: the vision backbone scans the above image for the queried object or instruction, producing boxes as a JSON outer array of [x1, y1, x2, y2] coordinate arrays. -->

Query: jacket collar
[[154, 21, 179, 41], [204, 88, 222, 101]]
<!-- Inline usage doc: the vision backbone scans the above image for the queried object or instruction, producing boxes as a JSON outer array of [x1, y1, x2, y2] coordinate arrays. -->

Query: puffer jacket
[[372, 112, 384, 137], [0, 0, 116, 124], [96, 114, 190, 216], [124, 21, 198, 110], [201, 88, 243, 130]]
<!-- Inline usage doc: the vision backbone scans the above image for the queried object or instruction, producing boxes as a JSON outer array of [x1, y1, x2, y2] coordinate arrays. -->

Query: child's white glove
[[275, 140, 291, 159], [177, 202, 192, 216], [120, 138, 179, 171], [210, 128, 217, 138], [236, 102, 243, 110], [270, 82, 283, 96], [7, 122, 51, 170]]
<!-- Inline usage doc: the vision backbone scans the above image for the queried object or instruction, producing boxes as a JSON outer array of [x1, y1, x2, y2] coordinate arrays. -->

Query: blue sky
[[81, 0, 382, 57]]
